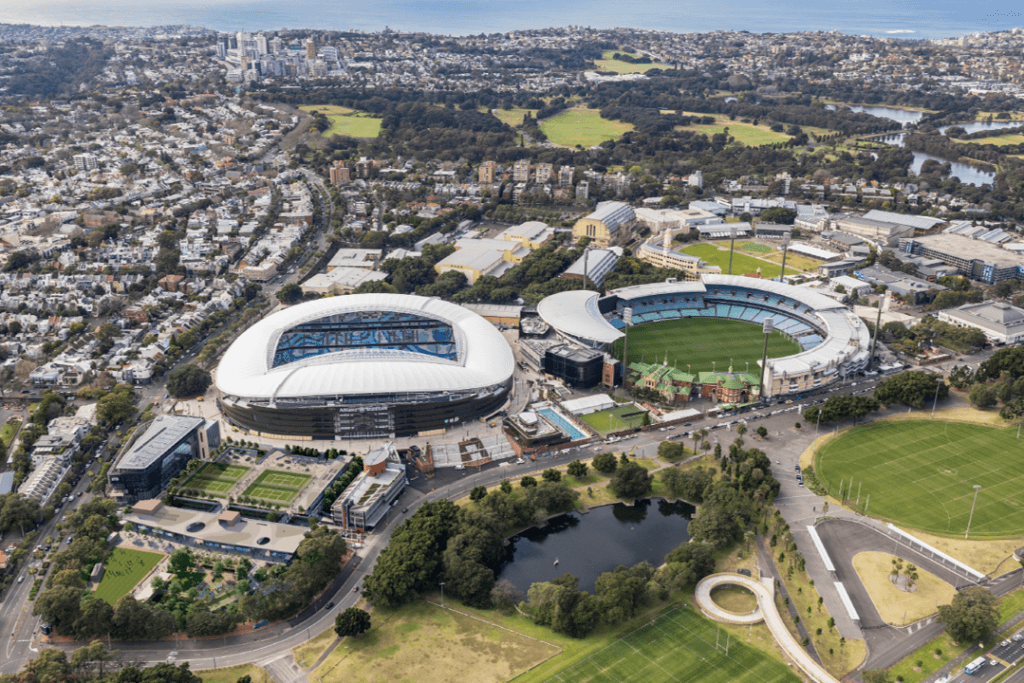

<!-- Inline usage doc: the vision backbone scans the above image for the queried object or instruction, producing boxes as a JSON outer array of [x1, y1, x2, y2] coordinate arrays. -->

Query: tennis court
[[242, 469, 311, 504], [183, 463, 250, 498], [581, 405, 649, 434]]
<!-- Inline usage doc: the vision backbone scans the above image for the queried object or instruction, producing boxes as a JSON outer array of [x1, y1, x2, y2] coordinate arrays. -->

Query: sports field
[[95, 547, 164, 605], [299, 105, 383, 138], [581, 404, 649, 434], [185, 462, 250, 497], [242, 469, 311, 504], [613, 318, 801, 373], [537, 607, 799, 683], [816, 421, 1024, 537], [681, 243, 799, 278], [672, 112, 793, 147], [592, 50, 671, 74], [540, 108, 634, 148]]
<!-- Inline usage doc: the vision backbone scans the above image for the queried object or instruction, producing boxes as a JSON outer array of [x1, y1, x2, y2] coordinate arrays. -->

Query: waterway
[[497, 498, 694, 593], [826, 103, 924, 126], [869, 132, 996, 187]]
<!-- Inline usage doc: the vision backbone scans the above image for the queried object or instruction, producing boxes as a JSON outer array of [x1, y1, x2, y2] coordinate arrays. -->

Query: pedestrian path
[[695, 572, 840, 683]]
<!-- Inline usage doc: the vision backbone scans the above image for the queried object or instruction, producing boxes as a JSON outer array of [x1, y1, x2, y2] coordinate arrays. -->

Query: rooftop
[[910, 233, 1024, 268], [123, 504, 308, 556], [113, 415, 205, 472]]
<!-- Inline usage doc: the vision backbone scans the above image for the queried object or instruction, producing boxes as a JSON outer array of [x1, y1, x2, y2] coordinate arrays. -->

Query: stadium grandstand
[[537, 275, 870, 399], [216, 294, 514, 439]]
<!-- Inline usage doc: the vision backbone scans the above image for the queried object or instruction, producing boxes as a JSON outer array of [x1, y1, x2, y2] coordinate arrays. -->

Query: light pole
[[440, 582, 445, 608], [778, 237, 790, 282], [931, 376, 943, 419], [965, 485, 982, 540], [759, 318, 774, 406], [727, 227, 737, 275]]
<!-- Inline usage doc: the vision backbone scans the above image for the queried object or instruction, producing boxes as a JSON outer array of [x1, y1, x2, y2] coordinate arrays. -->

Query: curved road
[[695, 573, 839, 683]]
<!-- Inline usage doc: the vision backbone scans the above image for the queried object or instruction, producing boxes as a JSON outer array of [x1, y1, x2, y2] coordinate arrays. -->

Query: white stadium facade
[[537, 275, 871, 398], [215, 294, 514, 439]]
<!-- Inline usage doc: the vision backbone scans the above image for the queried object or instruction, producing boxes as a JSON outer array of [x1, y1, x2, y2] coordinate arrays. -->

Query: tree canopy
[[166, 364, 212, 398], [873, 371, 948, 409], [937, 587, 999, 643]]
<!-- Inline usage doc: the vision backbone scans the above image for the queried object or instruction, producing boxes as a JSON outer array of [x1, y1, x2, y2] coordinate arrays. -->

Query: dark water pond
[[497, 499, 694, 593]]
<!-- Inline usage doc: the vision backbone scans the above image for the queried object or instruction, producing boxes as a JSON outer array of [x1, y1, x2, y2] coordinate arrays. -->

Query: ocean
[[0, 0, 1019, 39]]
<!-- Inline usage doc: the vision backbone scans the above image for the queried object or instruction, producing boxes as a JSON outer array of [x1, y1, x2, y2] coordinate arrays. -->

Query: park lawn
[[680, 243, 798, 278], [592, 50, 672, 74], [815, 421, 1024, 537], [311, 600, 559, 683], [1, 418, 20, 453], [953, 133, 1024, 147], [887, 590, 1024, 683], [94, 547, 164, 605], [851, 552, 956, 626], [194, 664, 275, 683], [673, 112, 792, 147], [710, 584, 759, 615], [539, 108, 634, 148], [299, 104, 382, 138], [613, 316, 801, 373], [293, 627, 338, 668], [492, 108, 537, 127]]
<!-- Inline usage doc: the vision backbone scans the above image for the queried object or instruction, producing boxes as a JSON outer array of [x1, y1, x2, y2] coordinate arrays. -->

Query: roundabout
[[694, 573, 839, 683]]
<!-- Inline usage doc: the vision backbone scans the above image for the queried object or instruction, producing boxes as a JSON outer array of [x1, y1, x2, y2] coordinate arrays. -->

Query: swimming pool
[[538, 408, 587, 441]]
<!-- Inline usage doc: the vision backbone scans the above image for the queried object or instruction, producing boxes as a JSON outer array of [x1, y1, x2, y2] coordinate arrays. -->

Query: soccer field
[[242, 469, 311, 504], [613, 318, 801, 374], [681, 243, 800, 278], [539, 607, 799, 683], [816, 421, 1024, 537]]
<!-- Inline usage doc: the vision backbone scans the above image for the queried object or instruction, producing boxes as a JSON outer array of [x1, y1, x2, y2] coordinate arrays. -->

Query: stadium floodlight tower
[[965, 484, 982, 539], [727, 226, 737, 275], [759, 317, 774, 405], [778, 237, 791, 282], [621, 306, 633, 369]]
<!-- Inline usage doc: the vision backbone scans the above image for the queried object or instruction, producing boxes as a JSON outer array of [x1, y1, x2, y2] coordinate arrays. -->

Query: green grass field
[[613, 318, 801, 374], [492, 107, 538, 127], [816, 421, 1024, 537], [739, 242, 773, 253], [539, 108, 634, 148], [94, 548, 164, 605], [242, 469, 312, 504], [581, 405, 649, 434], [671, 112, 793, 147], [299, 104, 383, 138], [592, 50, 672, 74], [184, 462, 250, 497], [680, 243, 800, 278], [537, 607, 800, 683]]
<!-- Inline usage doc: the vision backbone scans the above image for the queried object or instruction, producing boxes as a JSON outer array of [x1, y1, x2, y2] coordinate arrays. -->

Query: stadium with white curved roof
[[216, 294, 514, 438], [537, 275, 870, 399]]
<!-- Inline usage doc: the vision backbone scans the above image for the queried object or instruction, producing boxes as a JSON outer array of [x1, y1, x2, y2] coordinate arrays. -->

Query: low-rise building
[[937, 302, 1024, 345], [572, 202, 635, 248]]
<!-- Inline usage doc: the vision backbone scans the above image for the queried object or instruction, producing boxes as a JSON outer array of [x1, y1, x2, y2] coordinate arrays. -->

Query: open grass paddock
[[592, 51, 672, 74], [816, 421, 1024, 537], [539, 108, 634, 148], [535, 606, 800, 683], [300, 104, 383, 138], [613, 318, 801, 375], [95, 547, 164, 605], [680, 243, 800, 278]]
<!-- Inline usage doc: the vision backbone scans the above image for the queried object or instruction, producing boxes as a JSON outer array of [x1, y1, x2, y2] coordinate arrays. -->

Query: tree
[[937, 587, 999, 643], [32, 585, 84, 635], [334, 607, 371, 637], [542, 468, 562, 483], [166, 364, 212, 397], [610, 462, 653, 499], [491, 578, 525, 613], [70, 641, 117, 678], [96, 384, 135, 425], [566, 460, 588, 478], [169, 547, 196, 577], [276, 283, 304, 305], [969, 384, 998, 410], [500, 479, 512, 494], [520, 476, 537, 488], [469, 485, 487, 502], [874, 371, 949, 409], [592, 452, 618, 474], [756, 426, 768, 439], [861, 669, 891, 683], [22, 648, 73, 683]]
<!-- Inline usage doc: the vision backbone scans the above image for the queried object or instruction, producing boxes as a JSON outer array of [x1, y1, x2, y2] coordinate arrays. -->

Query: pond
[[497, 499, 694, 593], [909, 151, 996, 187], [827, 103, 924, 125], [938, 121, 1023, 136]]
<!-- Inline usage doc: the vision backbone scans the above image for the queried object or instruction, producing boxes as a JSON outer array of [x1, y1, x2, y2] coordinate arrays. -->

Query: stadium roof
[[216, 294, 514, 401], [862, 210, 945, 231], [609, 280, 706, 299], [537, 290, 624, 345], [114, 415, 205, 472]]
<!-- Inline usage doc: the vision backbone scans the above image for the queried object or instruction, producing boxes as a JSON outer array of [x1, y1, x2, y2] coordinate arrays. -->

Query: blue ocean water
[[0, 0, 1020, 38]]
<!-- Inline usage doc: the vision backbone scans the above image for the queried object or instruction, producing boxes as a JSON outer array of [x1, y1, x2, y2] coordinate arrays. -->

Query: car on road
[[326, 602, 334, 609], [402, 507, 408, 513]]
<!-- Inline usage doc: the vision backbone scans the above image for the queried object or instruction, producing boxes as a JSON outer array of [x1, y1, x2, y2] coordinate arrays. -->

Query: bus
[[965, 657, 988, 675]]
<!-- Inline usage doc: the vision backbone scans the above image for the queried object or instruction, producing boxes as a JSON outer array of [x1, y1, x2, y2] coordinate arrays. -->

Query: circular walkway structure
[[695, 573, 840, 683]]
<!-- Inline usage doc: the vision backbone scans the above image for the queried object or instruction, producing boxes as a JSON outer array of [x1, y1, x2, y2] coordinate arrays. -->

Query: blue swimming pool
[[539, 408, 587, 441]]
